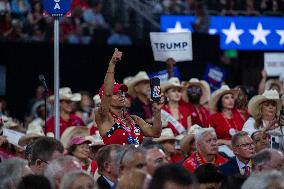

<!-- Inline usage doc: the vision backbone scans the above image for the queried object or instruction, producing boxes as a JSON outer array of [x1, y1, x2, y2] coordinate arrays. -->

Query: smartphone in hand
[[150, 77, 161, 103]]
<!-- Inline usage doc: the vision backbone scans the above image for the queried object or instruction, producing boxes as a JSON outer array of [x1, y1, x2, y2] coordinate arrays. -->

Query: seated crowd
[[1, 48, 284, 189]]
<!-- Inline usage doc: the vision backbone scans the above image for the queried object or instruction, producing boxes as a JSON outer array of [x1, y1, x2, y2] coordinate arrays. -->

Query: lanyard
[[110, 111, 135, 132], [110, 111, 140, 145]]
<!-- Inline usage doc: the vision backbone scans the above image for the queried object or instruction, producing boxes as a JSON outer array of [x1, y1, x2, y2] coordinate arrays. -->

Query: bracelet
[[106, 71, 115, 74]]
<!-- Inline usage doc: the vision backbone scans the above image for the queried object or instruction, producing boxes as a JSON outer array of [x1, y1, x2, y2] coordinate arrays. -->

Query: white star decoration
[[276, 30, 284, 45], [222, 22, 244, 45], [167, 21, 190, 33], [249, 23, 271, 45], [209, 29, 218, 35]]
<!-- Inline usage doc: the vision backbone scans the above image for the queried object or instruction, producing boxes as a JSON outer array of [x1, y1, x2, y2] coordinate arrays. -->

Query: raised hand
[[111, 48, 122, 64]]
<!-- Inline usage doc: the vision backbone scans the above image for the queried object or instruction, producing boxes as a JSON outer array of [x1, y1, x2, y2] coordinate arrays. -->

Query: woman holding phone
[[95, 48, 163, 145], [242, 90, 284, 149]]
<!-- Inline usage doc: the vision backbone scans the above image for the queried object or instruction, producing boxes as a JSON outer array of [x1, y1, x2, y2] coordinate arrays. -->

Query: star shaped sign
[[276, 30, 284, 45], [249, 23, 271, 45], [222, 22, 244, 45], [167, 21, 190, 33]]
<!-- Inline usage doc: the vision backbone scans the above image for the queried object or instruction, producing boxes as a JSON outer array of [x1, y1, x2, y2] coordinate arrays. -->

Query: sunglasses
[[187, 87, 201, 94]]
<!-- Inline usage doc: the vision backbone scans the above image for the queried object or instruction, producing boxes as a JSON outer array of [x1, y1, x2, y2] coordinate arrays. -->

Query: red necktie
[[244, 166, 249, 176]]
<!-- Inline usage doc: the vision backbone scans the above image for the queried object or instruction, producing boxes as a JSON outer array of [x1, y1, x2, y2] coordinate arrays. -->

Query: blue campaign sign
[[43, 0, 72, 17], [149, 66, 180, 84], [161, 15, 284, 50], [203, 63, 225, 92]]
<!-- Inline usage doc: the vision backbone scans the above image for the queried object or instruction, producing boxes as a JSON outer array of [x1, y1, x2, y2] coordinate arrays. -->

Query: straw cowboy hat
[[161, 77, 182, 93], [248, 90, 282, 118], [48, 87, 82, 102], [184, 78, 211, 106], [85, 131, 105, 147], [60, 126, 90, 148], [0, 116, 26, 133], [123, 76, 134, 86], [153, 128, 176, 143], [127, 71, 150, 96], [265, 79, 284, 94], [175, 124, 202, 141], [209, 85, 238, 113], [18, 124, 45, 147]]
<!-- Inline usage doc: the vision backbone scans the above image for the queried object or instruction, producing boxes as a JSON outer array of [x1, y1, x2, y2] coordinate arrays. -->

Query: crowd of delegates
[[1, 48, 284, 189], [0, 0, 283, 44]]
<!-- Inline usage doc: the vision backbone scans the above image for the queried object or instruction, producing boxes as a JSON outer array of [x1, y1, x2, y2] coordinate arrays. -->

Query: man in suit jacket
[[219, 131, 255, 177], [96, 144, 122, 189]]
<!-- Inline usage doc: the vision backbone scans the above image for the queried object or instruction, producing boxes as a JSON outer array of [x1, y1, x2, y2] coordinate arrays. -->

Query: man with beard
[[181, 78, 210, 127], [183, 128, 228, 172]]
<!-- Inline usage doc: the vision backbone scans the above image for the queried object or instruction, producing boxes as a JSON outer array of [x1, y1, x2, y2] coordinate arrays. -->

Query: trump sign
[[150, 32, 193, 62]]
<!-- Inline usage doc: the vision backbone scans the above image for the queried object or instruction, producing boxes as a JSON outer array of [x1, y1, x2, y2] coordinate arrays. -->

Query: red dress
[[102, 123, 144, 145], [46, 114, 85, 137], [182, 151, 228, 173], [208, 109, 245, 140], [162, 104, 191, 136], [180, 100, 210, 127]]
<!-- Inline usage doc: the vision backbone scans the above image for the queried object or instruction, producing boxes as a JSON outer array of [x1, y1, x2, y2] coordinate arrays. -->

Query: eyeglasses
[[187, 86, 201, 94], [236, 142, 255, 149]]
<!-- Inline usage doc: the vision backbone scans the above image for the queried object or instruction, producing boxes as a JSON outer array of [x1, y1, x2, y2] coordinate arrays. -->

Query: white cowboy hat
[[248, 90, 282, 118], [265, 79, 284, 94], [175, 124, 202, 141], [48, 87, 82, 102], [153, 128, 176, 143], [60, 126, 90, 148], [127, 71, 149, 96], [161, 77, 182, 93], [184, 78, 211, 106], [123, 76, 134, 86], [85, 131, 105, 147], [18, 124, 45, 147], [209, 85, 238, 113], [93, 94, 101, 107]]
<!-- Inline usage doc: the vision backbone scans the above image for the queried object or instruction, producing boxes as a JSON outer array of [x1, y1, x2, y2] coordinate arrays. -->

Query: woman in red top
[[161, 77, 191, 136], [208, 85, 246, 146], [95, 48, 162, 145]]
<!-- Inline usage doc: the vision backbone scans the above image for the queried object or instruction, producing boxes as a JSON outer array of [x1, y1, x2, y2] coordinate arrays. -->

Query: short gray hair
[[231, 131, 249, 147], [0, 158, 28, 189], [195, 128, 216, 143], [241, 171, 284, 189], [118, 145, 145, 168], [44, 155, 80, 189], [60, 170, 97, 189]]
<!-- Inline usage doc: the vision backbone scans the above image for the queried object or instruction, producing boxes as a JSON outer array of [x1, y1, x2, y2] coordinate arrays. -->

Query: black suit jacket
[[97, 175, 112, 189], [219, 157, 240, 177]]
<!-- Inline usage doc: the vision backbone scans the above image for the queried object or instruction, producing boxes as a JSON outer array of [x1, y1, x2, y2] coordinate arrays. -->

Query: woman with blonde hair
[[242, 90, 284, 149], [161, 77, 191, 136]]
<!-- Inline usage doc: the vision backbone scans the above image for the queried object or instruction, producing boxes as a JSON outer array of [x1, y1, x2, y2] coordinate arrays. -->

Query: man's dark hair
[[194, 163, 224, 184], [252, 149, 272, 170], [95, 144, 122, 174], [17, 174, 52, 189], [30, 137, 64, 164], [147, 164, 197, 189]]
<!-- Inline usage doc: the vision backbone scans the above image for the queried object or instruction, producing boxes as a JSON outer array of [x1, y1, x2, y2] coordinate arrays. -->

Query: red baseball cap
[[99, 83, 128, 98]]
